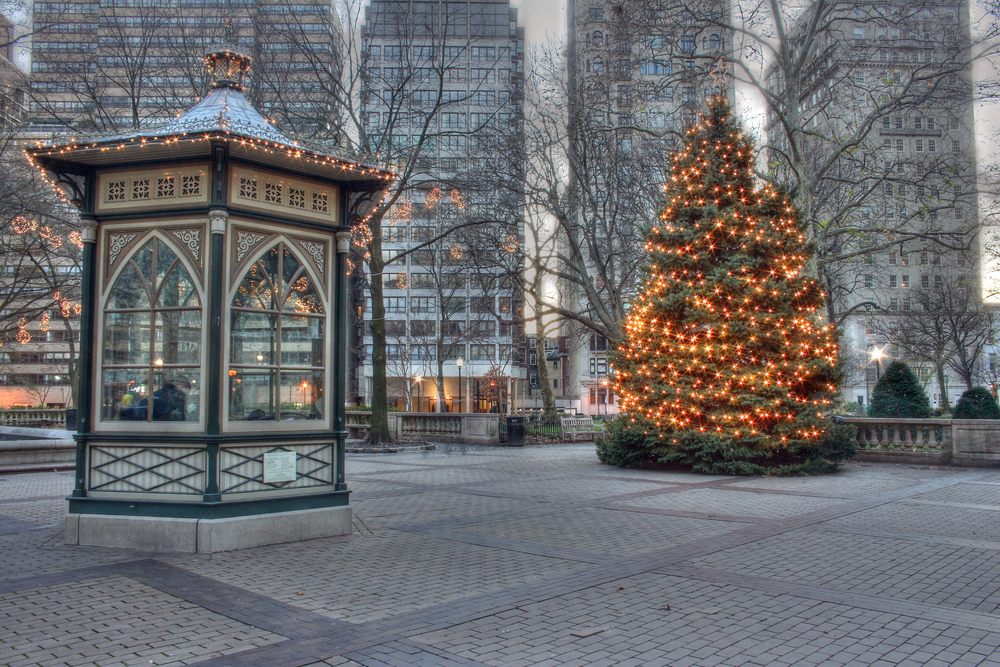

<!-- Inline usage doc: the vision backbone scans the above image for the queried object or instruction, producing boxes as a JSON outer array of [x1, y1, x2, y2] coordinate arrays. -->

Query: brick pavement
[[0, 446, 998, 666]]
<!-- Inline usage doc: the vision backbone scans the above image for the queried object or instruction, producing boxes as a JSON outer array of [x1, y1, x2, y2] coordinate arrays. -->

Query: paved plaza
[[1, 444, 999, 667]]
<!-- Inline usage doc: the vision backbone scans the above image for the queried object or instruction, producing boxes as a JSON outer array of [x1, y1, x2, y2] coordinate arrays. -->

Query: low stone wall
[[346, 411, 503, 446], [0, 426, 75, 473], [842, 418, 1000, 467]]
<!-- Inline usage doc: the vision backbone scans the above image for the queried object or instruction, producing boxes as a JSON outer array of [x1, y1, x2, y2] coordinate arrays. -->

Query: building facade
[[1, 0, 337, 408], [554, 0, 731, 416], [763, 0, 981, 410], [27, 0, 336, 136], [355, 0, 525, 412]]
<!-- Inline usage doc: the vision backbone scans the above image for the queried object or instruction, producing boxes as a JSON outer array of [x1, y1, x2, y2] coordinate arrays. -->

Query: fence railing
[[841, 417, 1000, 467], [0, 409, 68, 428], [844, 418, 949, 453]]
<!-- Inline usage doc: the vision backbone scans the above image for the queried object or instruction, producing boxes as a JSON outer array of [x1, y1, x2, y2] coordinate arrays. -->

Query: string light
[[613, 97, 841, 466]]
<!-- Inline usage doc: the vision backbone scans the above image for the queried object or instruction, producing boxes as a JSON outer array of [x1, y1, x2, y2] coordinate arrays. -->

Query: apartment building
[[552, 0, 731, 416], [356, 0, 525, 412], [763, 0, 981, 409], [1, 1, 337, 407], [27, 0, 335, 136]]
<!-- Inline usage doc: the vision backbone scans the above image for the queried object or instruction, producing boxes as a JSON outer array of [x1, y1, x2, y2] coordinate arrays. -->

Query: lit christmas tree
[[603, 98, 855, 475]]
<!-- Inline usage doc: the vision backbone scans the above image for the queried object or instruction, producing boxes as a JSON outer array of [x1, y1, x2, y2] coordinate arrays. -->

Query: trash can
[[64, 408, 78, 431], [506, 416, 525, 447]]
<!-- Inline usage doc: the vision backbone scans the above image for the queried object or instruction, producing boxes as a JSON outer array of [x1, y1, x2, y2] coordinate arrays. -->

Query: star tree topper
[[709, 58, 731, 88]]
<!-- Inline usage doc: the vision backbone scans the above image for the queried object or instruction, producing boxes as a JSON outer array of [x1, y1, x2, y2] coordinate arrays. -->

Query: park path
[[1, 444, 999, 666]]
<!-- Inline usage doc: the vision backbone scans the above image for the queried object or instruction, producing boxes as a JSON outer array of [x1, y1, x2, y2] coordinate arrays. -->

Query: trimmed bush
[[868, 361, 932, 418], [953, 387, 1000, 420]]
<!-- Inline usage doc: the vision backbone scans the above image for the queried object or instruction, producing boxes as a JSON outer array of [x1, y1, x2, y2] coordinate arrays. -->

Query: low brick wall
[[842, 418, 1000, 467]]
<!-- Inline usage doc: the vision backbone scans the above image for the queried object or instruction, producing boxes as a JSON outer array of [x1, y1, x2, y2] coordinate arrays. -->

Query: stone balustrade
[[842, 417, 1000, 467], [0, 409, 68, 428], [346, 411, 503, 445]]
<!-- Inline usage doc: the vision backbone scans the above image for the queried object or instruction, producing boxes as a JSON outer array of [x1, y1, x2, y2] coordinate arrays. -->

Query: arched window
[[592, 57, 604, 72], [102, 237, 202, 422], [229, 242, 325, 422], [709, 34, 721, 50], [592, 30, 604, 46]]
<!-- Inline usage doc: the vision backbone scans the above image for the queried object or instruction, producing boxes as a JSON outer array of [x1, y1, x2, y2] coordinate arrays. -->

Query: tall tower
[[27, 0, 336, 138], [764, 0, 980, 410], [561, 0, 732, 416], [356, 0, 525, 413]]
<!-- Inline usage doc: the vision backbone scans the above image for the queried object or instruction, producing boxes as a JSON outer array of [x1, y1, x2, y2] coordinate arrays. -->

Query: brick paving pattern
[[0, 444, 998, 666]]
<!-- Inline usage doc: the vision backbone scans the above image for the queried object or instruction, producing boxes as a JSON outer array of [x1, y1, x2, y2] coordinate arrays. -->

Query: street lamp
[[414, 374, 423, 412], [601, 377, 609, 417], [871, 348, 883, 382], [456, 357, 463, 414]]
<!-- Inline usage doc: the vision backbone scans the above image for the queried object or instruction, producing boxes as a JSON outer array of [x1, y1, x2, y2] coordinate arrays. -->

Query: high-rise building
[[355, 0, 524, 412], [554, 0, 731, 416], [763, 0, 980, 410], [26, 0, 336, 137], [4, 1, 337, 408]]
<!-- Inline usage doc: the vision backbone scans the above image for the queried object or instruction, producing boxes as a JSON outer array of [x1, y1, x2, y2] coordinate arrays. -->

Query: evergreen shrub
[[953, 387, 1000, 419], [867, 361, 932, 418]]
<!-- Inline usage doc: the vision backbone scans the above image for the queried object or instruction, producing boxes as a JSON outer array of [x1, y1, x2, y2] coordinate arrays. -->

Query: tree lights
[[604, 98, 854, 475]]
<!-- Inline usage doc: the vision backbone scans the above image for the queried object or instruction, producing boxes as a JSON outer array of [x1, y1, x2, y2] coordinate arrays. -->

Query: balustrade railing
[[0, 409, 68, 428], [841, 417, 949, 453]]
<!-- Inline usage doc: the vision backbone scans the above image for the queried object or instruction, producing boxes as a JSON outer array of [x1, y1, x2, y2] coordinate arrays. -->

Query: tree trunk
[[936, 363, 950, 414], [534, 324, 556, 418], [367, 250, 392, 444], [435, 353, 445, 413]]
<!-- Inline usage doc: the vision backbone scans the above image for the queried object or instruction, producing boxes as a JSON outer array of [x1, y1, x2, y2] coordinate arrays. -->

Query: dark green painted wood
[[67, 489, 349, 519]]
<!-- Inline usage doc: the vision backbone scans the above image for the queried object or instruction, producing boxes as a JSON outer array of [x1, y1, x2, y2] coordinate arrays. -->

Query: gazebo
[[26, 44, 393, 553]]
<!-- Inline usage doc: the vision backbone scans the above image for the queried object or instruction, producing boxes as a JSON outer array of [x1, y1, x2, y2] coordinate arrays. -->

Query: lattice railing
[[219, 443, 334, 494], [90, 446, 207, 494]]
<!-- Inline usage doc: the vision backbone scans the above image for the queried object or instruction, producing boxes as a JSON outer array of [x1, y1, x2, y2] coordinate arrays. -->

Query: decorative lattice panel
[[219, 443, 334, 494], [90, 446, 206, 494]]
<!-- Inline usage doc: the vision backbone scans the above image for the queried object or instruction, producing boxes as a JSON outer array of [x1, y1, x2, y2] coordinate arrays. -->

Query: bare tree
[[874, 279, 993, 411]]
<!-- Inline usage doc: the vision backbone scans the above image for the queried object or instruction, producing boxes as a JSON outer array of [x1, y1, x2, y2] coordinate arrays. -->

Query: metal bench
[[560, 416, 602, 442]]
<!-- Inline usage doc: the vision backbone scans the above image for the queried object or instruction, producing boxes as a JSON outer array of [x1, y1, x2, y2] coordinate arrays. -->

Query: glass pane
[[230, 311, 277, 365], [229, 369, 277, 421], [280, 315, 324, 367], [232, 258, 278, 310], [154, 239, 177, 293], [149, 368, 199, 421], [101, 368, 150, 421], [104, 311, 151, 364], [284, 270, 324, 314], [281, 246, 302, 305], [155, 311, 202, 365], [157, 262, 201, 308], [131, 240, 154, 286], [280, 370, 324, 420], [107, 263, 150, 310]]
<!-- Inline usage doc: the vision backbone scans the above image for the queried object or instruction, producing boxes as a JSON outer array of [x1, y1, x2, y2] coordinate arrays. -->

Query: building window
[[592, 30, 604, 46], [228, 242, 325, 422], [864, 274, 874, 288], [589, 6, 604, 20], [889, 298, 899, 311], [922, 275, 930, 288], [101, 237, 202, 423], [902, 275, 910, 288], [889, 275, 898, 288]]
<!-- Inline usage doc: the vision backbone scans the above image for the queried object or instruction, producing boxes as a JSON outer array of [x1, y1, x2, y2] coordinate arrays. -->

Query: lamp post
[[456, 357, 463, 414], [414, 374, 423, 413], [871, 348, 883, 382], [601, 377, 609, 417]]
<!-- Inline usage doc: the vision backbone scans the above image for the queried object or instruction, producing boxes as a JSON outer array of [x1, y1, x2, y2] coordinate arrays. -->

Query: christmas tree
[[603, 97, 855, 475]]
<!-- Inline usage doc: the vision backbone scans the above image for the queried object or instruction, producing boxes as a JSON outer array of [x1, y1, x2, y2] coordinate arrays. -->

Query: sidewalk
[[1, 445, 998, 667]]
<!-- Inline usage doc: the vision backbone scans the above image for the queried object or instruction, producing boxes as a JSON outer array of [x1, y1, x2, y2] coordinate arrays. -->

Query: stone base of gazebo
[[65, 505, 352, 553]]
